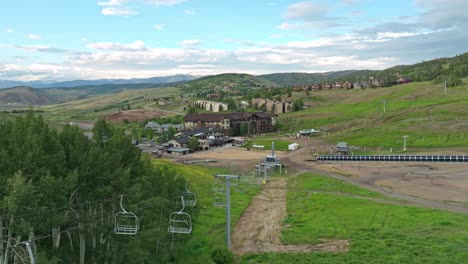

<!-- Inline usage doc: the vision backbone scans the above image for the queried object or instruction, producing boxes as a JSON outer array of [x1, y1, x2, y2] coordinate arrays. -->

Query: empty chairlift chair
[[114, 195, 139, 235], [168, 197, 192, 234], [182, 185, 197, 207], [212, 178, 226, 207]]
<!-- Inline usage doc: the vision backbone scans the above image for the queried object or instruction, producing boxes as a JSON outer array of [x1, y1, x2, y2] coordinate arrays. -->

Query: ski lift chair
[[211, 178, 225, 207], [182, 185, 197, 207], [213, 192, 226, 207], [168, 197, 192, 234], [114, 195, 139, 235]]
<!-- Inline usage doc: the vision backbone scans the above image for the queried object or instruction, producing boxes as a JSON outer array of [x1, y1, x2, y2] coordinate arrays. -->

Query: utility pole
[[444, 80, 447, 96], [402, 135, 409, 152], [214, 174, 239, 249]]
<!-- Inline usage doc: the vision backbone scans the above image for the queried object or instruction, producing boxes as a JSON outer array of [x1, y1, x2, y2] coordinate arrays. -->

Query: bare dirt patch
[[178, 146, 288, 171], [231, 177, 349, 256], [316, 162, 468, 207], [105, 109, 167, 122]]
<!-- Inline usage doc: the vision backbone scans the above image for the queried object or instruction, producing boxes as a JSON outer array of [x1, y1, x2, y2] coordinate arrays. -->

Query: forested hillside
[[179, 73, 278, 93], [375, 52, 468, 86], [259, 70, 375, 86], [260, 53, 468, 87], [0, 114, 193, 263]]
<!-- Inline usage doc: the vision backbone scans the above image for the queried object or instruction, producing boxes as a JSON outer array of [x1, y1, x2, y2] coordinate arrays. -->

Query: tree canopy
[[0, 113, 193, 263]]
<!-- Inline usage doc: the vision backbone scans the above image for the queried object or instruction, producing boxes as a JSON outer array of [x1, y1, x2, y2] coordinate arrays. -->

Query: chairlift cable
[[1, 196, 118, 222]]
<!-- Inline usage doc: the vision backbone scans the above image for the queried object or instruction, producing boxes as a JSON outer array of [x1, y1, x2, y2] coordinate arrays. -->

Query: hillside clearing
[[241, 173, 468, 263], [232, 177, 349, 256]]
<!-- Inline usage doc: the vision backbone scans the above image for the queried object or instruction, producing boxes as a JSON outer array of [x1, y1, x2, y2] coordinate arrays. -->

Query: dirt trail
[[231, 177, 349, 256]]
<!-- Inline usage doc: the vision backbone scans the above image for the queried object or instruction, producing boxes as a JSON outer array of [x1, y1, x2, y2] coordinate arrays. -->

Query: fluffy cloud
[[98, 0, 187, 16], [140, 0, 187, 5], [87, 40, 147, 51], [6, 29, 14, 33], [184, 9, 195, 15], [281, 1, 341, 29], [3, 0, 468, 82], [13, 45, 72, 53], [101, 7, 138, 16], [25, 34, 41, 40], [177, 39, 201, 46], [284, 2, 328, 20], [98, 0, 127, 6], [153, 24, 164, 30]]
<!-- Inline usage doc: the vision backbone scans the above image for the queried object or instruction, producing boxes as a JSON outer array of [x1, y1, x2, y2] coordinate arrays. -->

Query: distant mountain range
[[1, 52, 467, 107], [0, 82, 185, 107], [0, 74, 196, 89]]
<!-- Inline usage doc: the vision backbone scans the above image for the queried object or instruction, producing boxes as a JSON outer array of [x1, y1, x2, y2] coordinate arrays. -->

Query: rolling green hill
[[0, 82, 181, 109], [0, 86, 51, 106], [178, 73, 279, 93], [260, 52, 468, 87], [375, 52, 468, 85], [279, 80, 468, 151], [259, 70, 375, 86]]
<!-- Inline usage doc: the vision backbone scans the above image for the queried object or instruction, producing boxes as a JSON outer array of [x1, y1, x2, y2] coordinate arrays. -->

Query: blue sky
[[1, 0, 467, 81]]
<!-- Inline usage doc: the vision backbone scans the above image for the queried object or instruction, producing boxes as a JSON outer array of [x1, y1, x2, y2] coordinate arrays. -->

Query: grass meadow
[[151, 159, 260, 261], [242, 173, 468, 264], [279, 81, 468, 150]]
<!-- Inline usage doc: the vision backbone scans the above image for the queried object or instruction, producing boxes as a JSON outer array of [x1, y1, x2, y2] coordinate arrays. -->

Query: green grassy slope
[[259, 70, 375, 86], [279, 81, 468, 150], [153, 159, 260, 261], [42, 87, 180, 121], [242, 173, 468, 264], [0, 83, 180, 108], [179, 73, 279, 92]]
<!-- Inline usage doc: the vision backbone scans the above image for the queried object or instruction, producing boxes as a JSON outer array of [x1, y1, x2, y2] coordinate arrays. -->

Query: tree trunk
[[12, 235, 21, 264], [28, 228, 36, 264], [0, 217, 4, 264], [79, 225, 85, 264], [66, 231, 73, 252], [52, 227, 61, 249], [3, 220, 13, 264]]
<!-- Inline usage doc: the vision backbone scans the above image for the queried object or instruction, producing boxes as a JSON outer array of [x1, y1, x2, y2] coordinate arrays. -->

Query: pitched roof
[[167, 147, 190, 152], [171, 136, 190, 144], [181, 127, 223, 137], [184, 112, 276, 122]]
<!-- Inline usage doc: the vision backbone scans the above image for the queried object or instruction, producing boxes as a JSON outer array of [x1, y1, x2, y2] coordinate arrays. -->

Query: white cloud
[[280, 1, 341, 30], [153, 24, 164, 30], [271, 34, 282, 38], [4, 0, 468, 83], [25, 34, 41, 40], [178, 39, 201, 46], [101, 7, 138, 16], [350, 10, 362, 16], [6, 28, 14, 33], [278, 22, 300, 30], [98, 0, 127, 6], [139, 0, 187, 5], [284, 1, 328, 20], [98, 0, 186, 16], [87, 40, 147, 51], [184, 9, 195, 15], [13, 45, 68, 53]]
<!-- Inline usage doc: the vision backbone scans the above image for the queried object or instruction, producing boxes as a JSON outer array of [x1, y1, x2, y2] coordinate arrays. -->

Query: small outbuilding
[[336, 142, 348, 155], [288, 143, 300, 151], [166, 147, 190, 156]]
